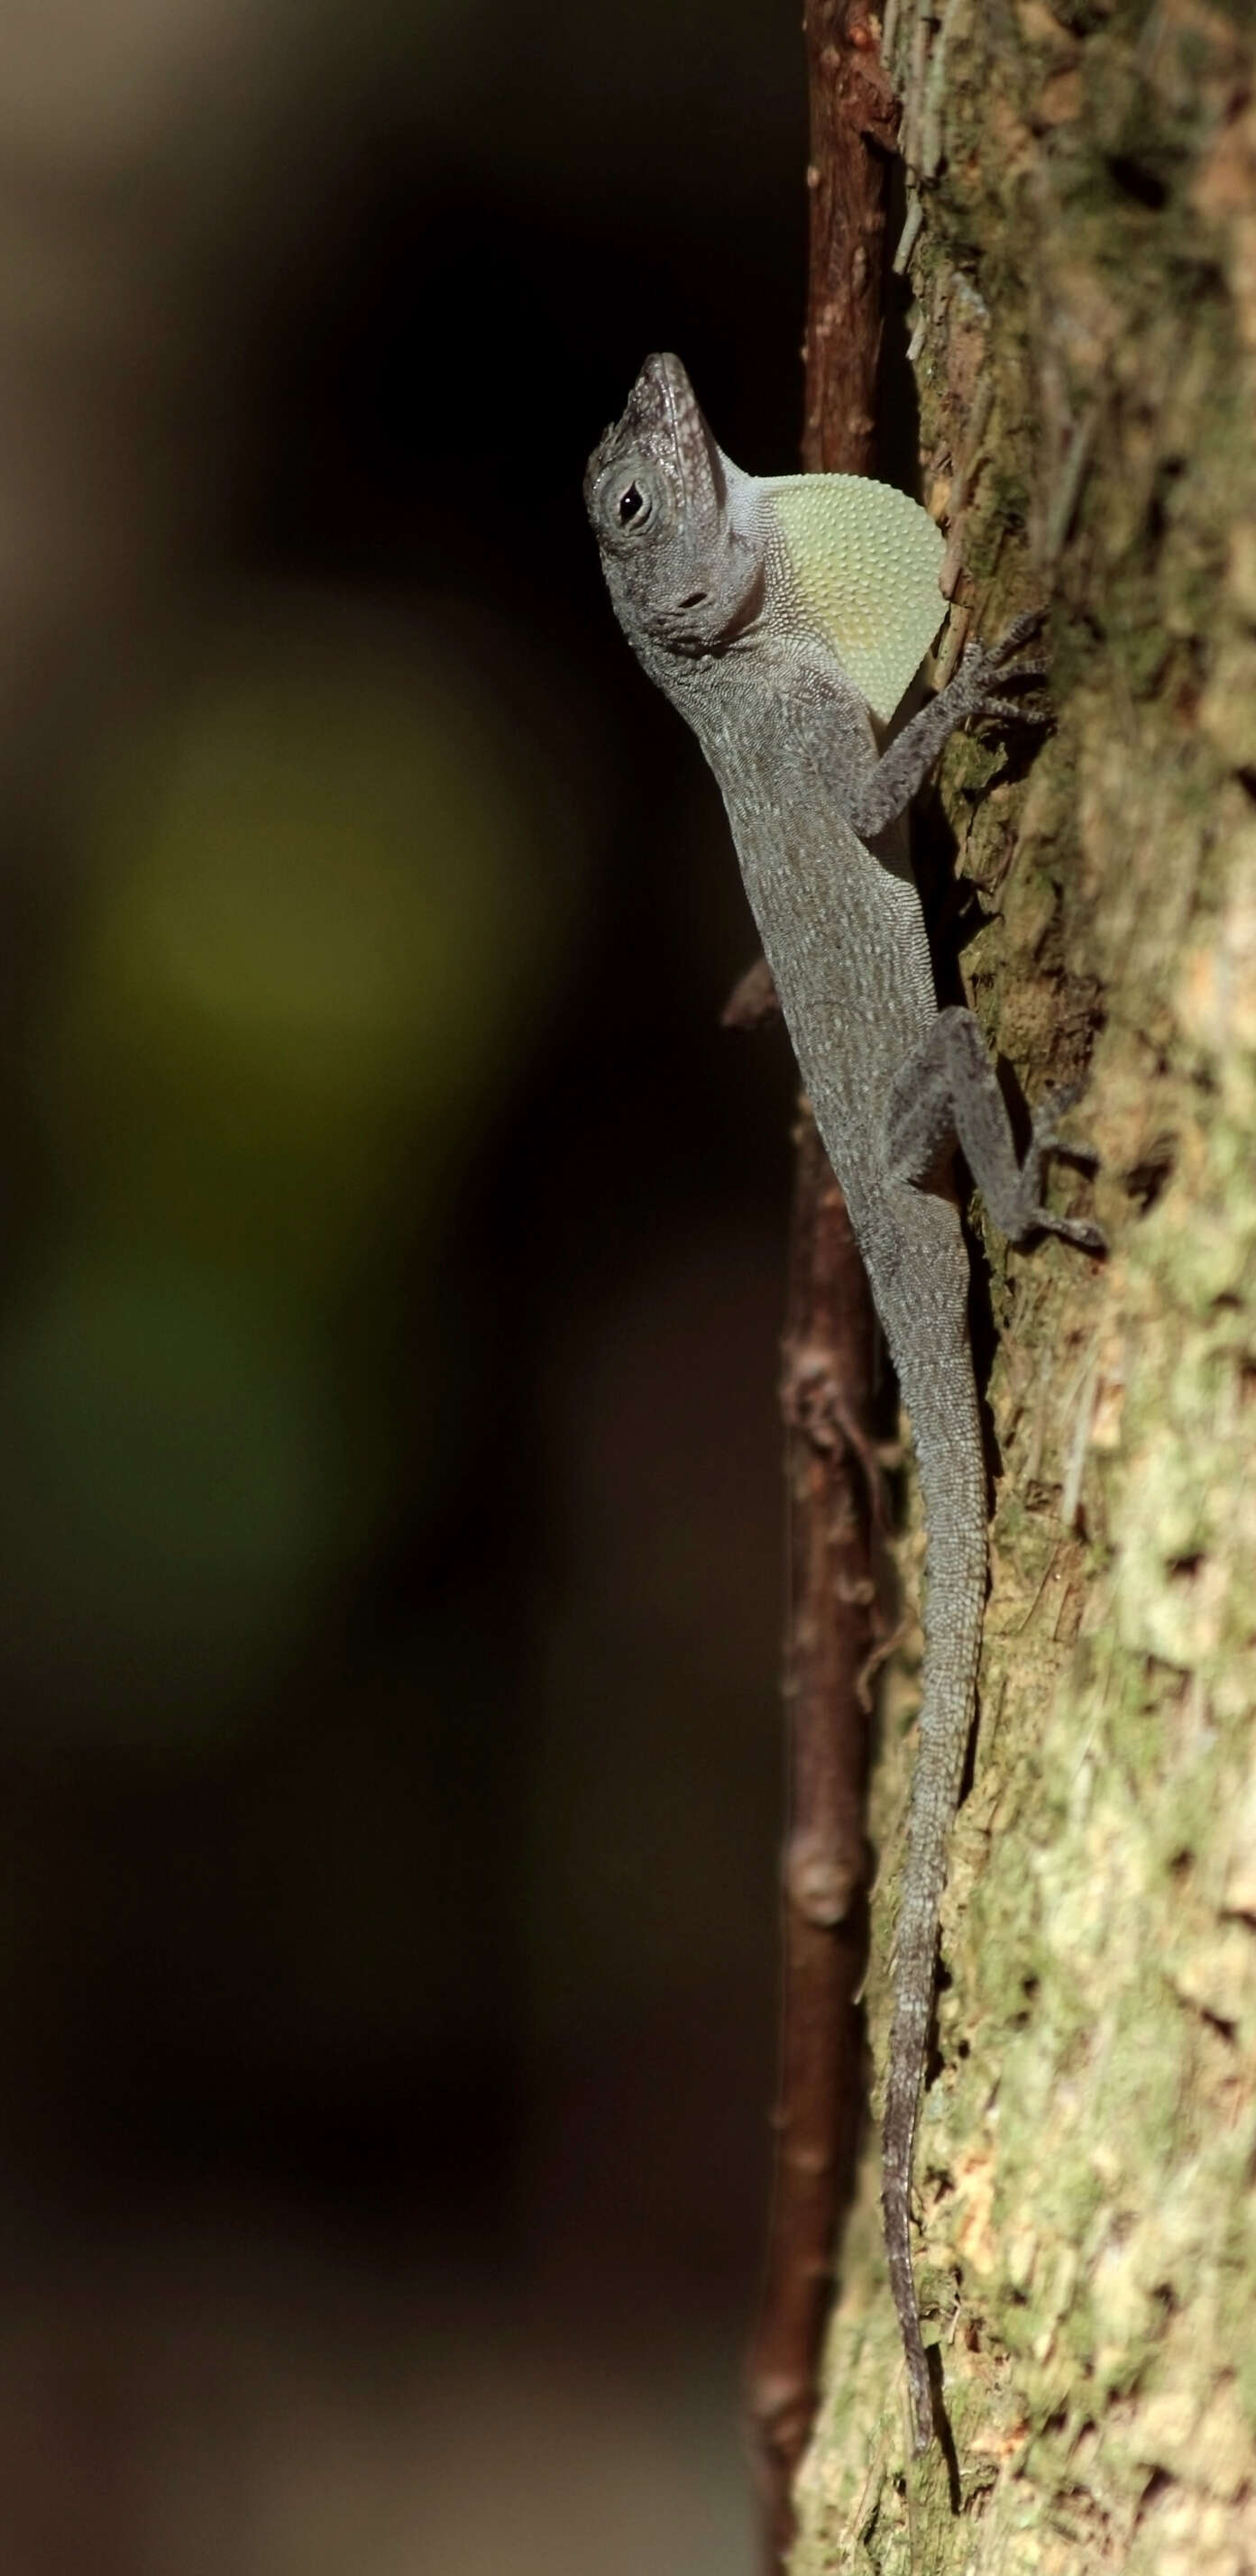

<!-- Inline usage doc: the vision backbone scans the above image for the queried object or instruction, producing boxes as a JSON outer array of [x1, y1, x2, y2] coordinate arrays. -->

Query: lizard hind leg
[[885, 1005, 1105, 1253]]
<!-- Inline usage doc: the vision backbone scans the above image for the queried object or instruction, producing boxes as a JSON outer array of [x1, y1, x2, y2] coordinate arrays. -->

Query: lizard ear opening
[[759, 474, 945, 723]]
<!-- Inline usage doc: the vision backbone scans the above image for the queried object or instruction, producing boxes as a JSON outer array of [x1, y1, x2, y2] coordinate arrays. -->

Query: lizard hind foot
[[886, 1007, 1105, 1253], [1018, 1087, 1106, 1251]]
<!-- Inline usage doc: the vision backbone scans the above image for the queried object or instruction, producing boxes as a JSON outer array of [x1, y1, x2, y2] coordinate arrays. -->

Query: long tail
[[881, 1341, 986, 2452]]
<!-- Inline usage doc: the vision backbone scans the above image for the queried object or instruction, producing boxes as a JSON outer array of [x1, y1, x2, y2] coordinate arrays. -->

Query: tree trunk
[[793, 4, 1256, 2565]]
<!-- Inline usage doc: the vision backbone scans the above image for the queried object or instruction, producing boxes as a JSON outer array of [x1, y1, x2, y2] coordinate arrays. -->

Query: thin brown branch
[[800, 0, 897, 481], [744, 1123, 884, 2570], [721, 955, 781, 1030], [743, 7, 897, 2565]]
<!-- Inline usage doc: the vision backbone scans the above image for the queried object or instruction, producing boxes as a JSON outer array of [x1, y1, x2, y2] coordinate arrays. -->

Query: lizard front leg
[[886, 1004, 1105, 1252], [848, 611, 1048, 842]]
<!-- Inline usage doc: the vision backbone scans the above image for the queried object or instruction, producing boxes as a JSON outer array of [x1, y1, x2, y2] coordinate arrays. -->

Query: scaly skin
[[585, 353, 1100, 2453]]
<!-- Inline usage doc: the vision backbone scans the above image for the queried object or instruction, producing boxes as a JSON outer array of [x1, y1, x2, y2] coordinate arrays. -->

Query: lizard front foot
[[952, 607, 1052, 729]]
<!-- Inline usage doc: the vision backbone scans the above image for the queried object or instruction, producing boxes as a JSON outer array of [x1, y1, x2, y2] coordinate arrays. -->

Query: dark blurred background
[[0, 5, 811, 2566]]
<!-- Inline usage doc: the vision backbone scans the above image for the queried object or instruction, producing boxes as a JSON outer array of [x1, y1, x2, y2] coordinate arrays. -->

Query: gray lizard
[[584, 352, 1102, 2454]]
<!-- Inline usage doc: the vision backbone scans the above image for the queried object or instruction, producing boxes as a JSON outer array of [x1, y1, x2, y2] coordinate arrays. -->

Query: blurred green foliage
[[5, 594, 586, 1739], [47, 598, 579, 1285]]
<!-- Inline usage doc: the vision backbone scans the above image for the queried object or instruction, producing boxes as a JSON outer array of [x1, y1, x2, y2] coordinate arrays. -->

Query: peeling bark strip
[[744, 10, 897, 2566]]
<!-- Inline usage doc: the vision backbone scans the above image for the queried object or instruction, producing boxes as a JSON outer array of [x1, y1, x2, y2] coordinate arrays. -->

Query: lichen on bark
[[793, 4, 1256, 2567]]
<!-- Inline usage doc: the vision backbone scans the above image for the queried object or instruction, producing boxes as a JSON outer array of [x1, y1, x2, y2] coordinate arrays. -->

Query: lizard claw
[[953, 607, 1053, 729], [975, 688, 1052, 728], [992, 606, 1047, 655], [1048, 1213, 1107, 1253]]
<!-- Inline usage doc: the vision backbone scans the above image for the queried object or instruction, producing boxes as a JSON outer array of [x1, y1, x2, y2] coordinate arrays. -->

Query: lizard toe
[[998, 605, 1048, 646], [971, 688, 1052, 728]]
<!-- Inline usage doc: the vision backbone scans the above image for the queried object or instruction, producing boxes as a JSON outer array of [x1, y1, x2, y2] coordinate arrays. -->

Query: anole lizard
[[584, 353, 1102, 2453]]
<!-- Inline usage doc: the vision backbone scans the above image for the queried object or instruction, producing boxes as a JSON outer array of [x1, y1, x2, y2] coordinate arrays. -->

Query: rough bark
[[793, 3, 1256, 2567]]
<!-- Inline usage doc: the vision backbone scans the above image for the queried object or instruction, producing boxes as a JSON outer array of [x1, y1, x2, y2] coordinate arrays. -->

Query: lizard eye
[[618, 480, 650, 529]]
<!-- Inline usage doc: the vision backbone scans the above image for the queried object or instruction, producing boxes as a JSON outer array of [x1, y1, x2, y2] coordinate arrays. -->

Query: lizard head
[[584, 353, 762, 656]]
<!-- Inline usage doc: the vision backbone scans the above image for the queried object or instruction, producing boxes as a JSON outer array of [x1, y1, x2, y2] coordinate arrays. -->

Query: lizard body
[[585, 353, 1101, 2453]]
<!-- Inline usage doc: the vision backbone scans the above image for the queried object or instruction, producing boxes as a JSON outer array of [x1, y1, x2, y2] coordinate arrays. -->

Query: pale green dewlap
[[760, 473, 946, 724]]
